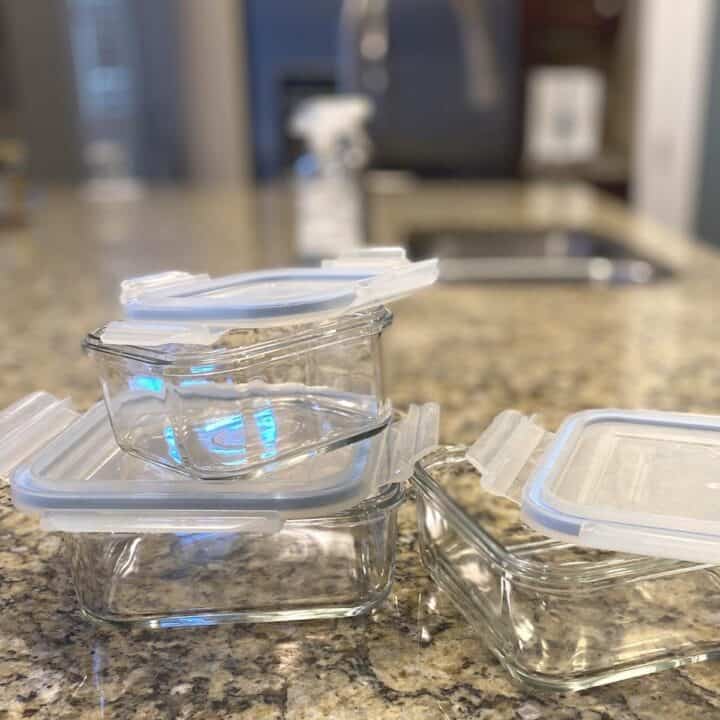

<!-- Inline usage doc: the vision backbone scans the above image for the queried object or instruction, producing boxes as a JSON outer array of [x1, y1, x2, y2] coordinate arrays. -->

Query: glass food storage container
[[2, 393, 438, 627], [68, 482, 405, 627], [412, 407, 720, 692], [84, 307, 394, 481], [84, 249, 437, 479]]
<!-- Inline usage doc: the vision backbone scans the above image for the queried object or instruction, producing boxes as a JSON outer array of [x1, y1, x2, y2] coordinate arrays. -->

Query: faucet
[[337, 0, 390, 96], [337, 0, 499, 109]]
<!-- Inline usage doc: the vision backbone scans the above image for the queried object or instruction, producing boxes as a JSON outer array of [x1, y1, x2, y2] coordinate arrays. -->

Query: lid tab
[[100, 320, 227, 348], [466, 410, 551, 502], [385, 402, 440, 485], [0, 393, 78, 481], [120, 271, 210, 305], [320, 246, 409, 268]]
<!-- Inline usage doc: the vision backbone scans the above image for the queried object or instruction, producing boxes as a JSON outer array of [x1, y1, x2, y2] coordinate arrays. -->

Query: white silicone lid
[[1, 392, 439, 533], [467, 408, 720, 564], [105, 248, 437, 344]]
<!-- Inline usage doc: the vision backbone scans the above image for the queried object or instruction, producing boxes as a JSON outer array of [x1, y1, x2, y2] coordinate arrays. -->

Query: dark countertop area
[[2, 182, 720, 718]]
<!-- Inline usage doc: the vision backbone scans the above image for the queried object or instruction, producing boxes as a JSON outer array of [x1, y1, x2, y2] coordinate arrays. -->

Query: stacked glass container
[[1, 248, 440, 627]]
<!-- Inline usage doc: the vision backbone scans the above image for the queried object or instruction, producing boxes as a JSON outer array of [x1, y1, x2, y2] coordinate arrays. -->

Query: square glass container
[[412, 446, 720, 692], [67, 482, 405, 628], [84, 307, 393, 479], [2, 393, 435, 627]]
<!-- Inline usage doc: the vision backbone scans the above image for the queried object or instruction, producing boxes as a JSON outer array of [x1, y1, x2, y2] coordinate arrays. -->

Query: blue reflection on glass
[[176, 531, 223, 544], [158, 615, 217, 628], [175, 531, 234, 560], [163, 425, 181, 464], [190, 364, 215, 374], [254, 407, 278, 460], [202, 415, 244, 433], [129, 375, 164, 393], [194, 414, 248, 458], [188, 408, 279, 464], [179, 379, 207, 387]]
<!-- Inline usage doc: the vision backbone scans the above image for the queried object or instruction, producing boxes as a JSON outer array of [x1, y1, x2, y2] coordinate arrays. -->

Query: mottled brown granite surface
[[3, 183, 720, 718]]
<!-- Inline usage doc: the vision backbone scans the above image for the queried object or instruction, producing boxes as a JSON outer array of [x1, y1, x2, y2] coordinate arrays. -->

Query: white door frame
[[632, 0, 715, 235]]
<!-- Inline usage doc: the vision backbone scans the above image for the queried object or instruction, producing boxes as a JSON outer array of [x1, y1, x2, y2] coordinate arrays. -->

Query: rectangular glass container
[[66, 481, 405, 627], [412, 446, 720, 692], [84, 307, 392, 479]]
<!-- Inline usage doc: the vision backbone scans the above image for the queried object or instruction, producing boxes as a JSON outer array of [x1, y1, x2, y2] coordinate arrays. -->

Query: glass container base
[[79, 582, 392, 629]]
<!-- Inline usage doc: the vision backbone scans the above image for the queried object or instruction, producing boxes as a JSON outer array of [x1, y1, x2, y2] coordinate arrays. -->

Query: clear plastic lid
[[466, 408, 720, 563], [104, 248, 437, 344], [1, 392, 438, 533]]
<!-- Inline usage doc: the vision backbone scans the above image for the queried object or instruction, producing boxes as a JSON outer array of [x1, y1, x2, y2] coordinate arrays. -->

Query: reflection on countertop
[[3, 182, 720, 718]]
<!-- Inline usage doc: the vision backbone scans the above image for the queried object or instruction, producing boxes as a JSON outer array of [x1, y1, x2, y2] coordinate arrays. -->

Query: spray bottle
[[289, 95, 373, 259]]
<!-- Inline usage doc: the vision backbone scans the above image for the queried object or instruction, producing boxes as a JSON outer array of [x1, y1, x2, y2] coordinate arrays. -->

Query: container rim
[[83, 306, 393, 368], [289, 481, 406, 526], [412, 445, 709, 589]]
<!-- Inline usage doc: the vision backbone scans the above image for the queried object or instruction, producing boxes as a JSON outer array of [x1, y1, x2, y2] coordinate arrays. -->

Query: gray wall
[[2, 0, 84, 183], [1, 0, 186, 184], [128, 0, 187, 180], [697, 6, 720, 246]]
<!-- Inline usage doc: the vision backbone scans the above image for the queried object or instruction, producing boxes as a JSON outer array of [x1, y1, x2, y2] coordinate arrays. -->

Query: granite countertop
[[2, 182, 720, 719]]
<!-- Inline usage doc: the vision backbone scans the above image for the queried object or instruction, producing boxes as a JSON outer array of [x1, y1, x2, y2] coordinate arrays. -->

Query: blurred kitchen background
[[0, 0, 718, 249]]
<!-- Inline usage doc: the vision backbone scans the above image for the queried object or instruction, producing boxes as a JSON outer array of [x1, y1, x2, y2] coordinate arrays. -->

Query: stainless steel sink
[[406, 228, 674, 284]]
